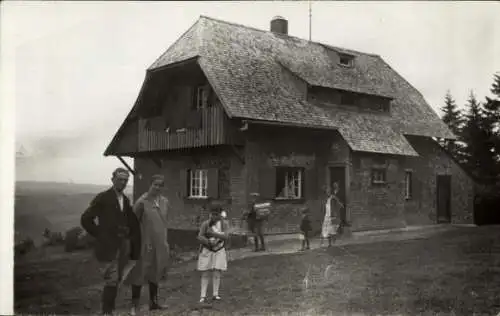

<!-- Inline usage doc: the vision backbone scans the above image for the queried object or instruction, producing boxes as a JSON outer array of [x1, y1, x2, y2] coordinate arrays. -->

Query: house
[[104, 15, 474, 234]]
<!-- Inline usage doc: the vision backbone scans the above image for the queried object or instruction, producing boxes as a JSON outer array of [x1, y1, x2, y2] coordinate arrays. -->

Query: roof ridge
[[147, 18, 201, 70], [199, 15, 379, 58], [320, 43, 379, 58]]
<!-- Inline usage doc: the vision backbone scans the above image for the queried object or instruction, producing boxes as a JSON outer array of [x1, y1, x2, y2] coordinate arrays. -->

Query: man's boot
[[101, 285, 117, 315], [130, 285, 141, 316], [259, 235, 266, 251], [149, 282, 166, 310], [253, 236, 260, 252]]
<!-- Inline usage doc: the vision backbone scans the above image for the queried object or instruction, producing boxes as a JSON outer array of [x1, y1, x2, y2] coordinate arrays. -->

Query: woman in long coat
[[123, 174, 170, 314]]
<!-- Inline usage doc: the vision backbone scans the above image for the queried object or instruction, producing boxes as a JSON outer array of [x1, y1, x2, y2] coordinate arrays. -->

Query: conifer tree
[[482, 73, 500, 168], [461, 91, 497, 181], [440, 91, 464, 160]]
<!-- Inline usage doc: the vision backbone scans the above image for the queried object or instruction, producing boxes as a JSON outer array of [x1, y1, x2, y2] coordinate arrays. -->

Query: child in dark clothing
[[299, 208, 312, 251]]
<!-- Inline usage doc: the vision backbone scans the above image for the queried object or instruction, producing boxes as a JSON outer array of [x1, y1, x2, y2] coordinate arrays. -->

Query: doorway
[[436, 175, 451, 223], [329, 166, 347, 223]]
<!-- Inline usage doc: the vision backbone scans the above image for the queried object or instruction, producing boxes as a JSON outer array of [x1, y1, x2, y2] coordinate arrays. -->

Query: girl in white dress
[[321, 183, 343, 247], [197, 206, 229, 303]]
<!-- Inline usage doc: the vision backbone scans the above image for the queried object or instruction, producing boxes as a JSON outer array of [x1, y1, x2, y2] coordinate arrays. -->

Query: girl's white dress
[[197, 220, 227, 271], [321, 196, 337, 238]]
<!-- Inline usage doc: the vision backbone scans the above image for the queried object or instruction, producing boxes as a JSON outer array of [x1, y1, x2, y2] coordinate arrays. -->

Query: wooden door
[[436, 175, 451, 223]]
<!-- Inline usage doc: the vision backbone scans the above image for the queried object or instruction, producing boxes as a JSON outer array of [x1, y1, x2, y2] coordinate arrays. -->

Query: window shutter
[[409, 173, 414, 198], [259, 167, 276, 199], [207, 87, 215, 107], [190, 86, 197, 109], [180, 169, 189, 198], [202, 85, 209, 108], [207, 168, 219, 199], [413, 176, 422, 200], [303, 168, 313, 199]]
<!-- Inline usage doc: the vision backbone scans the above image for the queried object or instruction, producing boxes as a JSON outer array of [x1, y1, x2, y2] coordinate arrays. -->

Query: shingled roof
[[110, 15, 456, 157]]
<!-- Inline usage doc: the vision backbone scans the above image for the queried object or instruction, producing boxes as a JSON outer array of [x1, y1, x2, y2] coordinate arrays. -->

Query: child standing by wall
[[299, 207, 312, 251]]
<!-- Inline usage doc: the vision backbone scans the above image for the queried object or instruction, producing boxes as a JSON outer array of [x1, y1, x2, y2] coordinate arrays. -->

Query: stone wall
[[244, 126, 346, 234], [133, 133, 474, 234], [134, 147, 235, 230], [349, 153, 407, 231], [404, 136, 474, 225]]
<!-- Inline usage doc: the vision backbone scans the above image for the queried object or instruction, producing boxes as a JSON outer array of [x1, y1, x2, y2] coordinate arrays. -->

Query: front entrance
[[329, 166, 347, 224], [436, 175, 452, 223]]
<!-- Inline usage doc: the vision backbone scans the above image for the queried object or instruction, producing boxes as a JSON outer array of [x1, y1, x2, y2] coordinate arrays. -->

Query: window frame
[[274, 167, 305, 200], [189, 169, 208, 198], [338, 54, 354, 67], [195, 85, 209, 110], [371, 168, 387, 185], [404, 170, 413, 200]]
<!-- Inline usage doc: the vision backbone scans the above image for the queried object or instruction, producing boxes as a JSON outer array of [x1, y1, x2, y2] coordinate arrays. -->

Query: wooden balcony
[[138, 106, 235, 152]]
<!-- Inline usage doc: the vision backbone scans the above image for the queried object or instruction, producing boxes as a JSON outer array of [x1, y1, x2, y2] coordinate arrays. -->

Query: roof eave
[[242, 118, 338, 131], [198, 58, 234, 119], [350, 149, 419, 157], [103, 71, 152, 157], [147, 56, 199, 73]]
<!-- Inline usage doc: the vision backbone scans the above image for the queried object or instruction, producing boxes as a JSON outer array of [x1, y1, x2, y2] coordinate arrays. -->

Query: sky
[[2, 1, 500, 185]]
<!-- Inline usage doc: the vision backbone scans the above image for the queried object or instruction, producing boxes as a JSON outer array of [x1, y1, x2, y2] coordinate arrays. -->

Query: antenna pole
[[309, 0, 312, 41]]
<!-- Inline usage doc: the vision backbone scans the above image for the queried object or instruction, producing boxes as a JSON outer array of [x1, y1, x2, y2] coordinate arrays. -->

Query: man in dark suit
[[81, 168, 141, 315]]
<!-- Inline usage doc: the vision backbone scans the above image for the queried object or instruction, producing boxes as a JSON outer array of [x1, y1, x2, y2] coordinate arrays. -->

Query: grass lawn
[[15, 226, 500, 315]]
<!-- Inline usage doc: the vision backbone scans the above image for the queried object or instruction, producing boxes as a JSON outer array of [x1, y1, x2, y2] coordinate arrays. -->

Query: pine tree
[[482, 73, 500, 175], [440, 91, 464, 160], [461, 91, 497, 182], [491, 73, 500, 96], [441, 90, 463, 135]]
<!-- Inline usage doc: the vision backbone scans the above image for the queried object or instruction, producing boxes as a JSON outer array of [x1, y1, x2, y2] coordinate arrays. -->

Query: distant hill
[[15, 181, 133, 245], [15, 181, 132, 195]]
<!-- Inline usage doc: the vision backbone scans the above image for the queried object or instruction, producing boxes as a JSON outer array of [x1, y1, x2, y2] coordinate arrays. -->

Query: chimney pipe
[[270, 16, 288, 35]]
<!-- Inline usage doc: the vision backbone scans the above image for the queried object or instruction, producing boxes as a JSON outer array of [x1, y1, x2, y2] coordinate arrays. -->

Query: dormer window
[[339, 54, 354, 67]]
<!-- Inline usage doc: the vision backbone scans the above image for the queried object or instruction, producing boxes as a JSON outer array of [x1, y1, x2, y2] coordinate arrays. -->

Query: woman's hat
[[209, 206, 223, 214]]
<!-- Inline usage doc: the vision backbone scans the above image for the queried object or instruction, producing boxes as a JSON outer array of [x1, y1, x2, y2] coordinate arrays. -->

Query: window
[[189, 169, 208, 198], [341, 92, 357, 106], [195, 85, 209, 109], [405, 171, 413, 199], [371, 168, 386, 184], [339, 54, 354, 67], [275, 167, 304, 199], [307, 86, 340, 104]]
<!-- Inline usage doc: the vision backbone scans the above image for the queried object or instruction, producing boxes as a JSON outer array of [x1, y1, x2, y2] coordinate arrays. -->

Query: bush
[[64, 226, 95, 252], [64, 226, 83, 252], [42, 228, 64, 247], [15, 237, 35, 256], [78, 232, 96, 249], [474, 183, 500, 225]]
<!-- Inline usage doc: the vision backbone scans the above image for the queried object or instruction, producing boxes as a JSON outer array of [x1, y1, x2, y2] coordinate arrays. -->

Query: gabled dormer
[[338, 53, 355, 68]]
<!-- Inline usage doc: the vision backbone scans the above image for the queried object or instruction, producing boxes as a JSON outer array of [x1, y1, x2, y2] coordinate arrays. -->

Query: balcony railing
[[138, 106, 229, 151]]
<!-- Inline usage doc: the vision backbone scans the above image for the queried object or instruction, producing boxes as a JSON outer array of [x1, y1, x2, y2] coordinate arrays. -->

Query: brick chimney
[[270, 16, 288, 35]]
